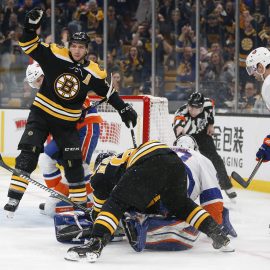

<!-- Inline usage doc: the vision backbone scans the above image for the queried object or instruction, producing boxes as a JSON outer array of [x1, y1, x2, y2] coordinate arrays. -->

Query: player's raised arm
[[88, 72, 138, 128]]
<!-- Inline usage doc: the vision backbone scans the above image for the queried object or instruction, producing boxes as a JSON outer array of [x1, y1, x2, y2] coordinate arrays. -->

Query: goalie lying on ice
[[63, 140, 235, 262]]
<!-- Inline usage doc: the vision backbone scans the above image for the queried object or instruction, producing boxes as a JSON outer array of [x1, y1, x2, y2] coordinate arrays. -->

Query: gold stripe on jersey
[[127, 140, 169, 168], [95, 219, 115, 234], [33, 93, 82, 121], [10, 174, 29, 193], [12, 175, 29, 184], [84, 61, 107, 79], [25, 43, 38, 54], [93, 195, 106, 212], [186, 206, 201, 223], [186, 206, 210, 229], [19, 36, 40, 54], [36, 93, 81, 113], [93, 195, 106, 204], [128, 140, 162, 163], [70, 196, 87, 202], [69, 186, 87, 203], [193, 212, 210, 229], [95, 211, 119, 234], [19, 36, 39, 46], [147, 195, 160, 208], [10, 184, 26, 192], [50, 44, 73, 63], [110, 149, 133, 166], [69, 187, 87, 194]]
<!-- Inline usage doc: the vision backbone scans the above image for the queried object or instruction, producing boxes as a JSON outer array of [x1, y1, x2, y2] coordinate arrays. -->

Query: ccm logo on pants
[[65, 147, 80, 151]]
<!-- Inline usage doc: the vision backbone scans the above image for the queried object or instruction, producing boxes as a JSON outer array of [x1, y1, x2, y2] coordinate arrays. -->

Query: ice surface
[[0, 170, 270, 270]]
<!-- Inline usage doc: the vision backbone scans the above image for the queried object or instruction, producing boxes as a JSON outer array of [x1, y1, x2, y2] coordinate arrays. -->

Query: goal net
[[90, 95, 176, 156]]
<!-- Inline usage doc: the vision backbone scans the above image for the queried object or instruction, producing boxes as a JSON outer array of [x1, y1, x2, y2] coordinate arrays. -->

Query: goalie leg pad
[[145, 216, 200, 251], [54, 211, 93, 244]]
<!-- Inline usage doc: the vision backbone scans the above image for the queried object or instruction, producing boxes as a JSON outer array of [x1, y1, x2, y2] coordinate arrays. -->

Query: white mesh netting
[[92, 95, 176, 156]]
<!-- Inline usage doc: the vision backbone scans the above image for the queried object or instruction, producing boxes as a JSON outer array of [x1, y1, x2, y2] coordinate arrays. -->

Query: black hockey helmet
[[69, 32, 90, 47], [188, 92, 204, 108], [94, 152, 115, 171]]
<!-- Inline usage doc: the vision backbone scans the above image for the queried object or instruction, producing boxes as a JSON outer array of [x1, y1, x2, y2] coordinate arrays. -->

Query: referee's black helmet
[[188, 92, 204, 108]]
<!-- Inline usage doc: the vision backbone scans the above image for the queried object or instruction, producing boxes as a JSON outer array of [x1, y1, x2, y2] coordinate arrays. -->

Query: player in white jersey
[[173, 135, 224, 224], [246, 47, 270, 162]]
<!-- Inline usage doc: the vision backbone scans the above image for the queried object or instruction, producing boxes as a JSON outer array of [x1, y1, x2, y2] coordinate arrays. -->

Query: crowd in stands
[[0, 0, 270, 113]]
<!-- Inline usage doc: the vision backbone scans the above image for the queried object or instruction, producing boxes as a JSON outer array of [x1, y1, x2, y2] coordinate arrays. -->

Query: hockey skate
[[209, 226, 235, 252], [65, 236, 109, 263], [4, 198, 20, 218]]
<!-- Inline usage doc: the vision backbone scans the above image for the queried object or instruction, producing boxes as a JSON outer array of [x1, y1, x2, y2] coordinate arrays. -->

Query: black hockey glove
[[24, 7, 44, 32], [118, 103, 137, 128]]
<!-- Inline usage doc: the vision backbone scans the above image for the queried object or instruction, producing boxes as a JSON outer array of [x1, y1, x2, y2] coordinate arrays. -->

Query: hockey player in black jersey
[[4, 7, 137, 217], [173, 92, 236, 199], [65, 140, 234, 263]]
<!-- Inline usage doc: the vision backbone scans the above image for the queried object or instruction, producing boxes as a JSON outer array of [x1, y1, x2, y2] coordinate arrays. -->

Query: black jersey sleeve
[[91, 158, 124, 199], [89, 77, 126, 111], [18, 31, 53, 69]]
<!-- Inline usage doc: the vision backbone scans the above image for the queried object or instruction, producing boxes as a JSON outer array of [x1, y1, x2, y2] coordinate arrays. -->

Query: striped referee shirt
[[173, 98, 215, 136]]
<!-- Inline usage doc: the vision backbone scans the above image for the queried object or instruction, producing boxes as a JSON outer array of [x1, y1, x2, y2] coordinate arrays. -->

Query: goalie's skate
[[4, 198, 20, 218], [65, 237, 104, 263]]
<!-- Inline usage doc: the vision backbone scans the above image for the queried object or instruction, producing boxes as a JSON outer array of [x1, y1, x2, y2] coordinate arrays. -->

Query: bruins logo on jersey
[[54, 73, 80, 99]]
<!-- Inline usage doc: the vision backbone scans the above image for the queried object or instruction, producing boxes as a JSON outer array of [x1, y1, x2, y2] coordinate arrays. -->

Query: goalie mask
[[174, 135, 199, 151], [25, 62, 44, 88], [246, 47, 270, 78]]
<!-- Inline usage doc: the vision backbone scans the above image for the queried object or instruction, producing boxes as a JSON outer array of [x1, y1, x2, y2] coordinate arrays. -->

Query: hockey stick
[[0, 154, 90, 213], [129, 122, 137, 148], [231, 158, 263, 188], [82, 73, 115, 112]]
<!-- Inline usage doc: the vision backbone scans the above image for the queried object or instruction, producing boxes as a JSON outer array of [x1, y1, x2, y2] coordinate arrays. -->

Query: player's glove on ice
[[119, 103, 137, 128], [256, 135, 270, 162], [24, 7, 44, 32]]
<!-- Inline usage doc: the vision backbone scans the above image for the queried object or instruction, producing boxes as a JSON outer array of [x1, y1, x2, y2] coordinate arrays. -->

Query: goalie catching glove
[[24, 7, 44, 32], [118, 103, 137, 128], [256, 135, 270, 162], [54, 211, 93, 244]]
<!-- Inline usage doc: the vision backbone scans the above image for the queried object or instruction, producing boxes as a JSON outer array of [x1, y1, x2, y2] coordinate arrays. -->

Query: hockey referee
[[173, 92, 237, 199]]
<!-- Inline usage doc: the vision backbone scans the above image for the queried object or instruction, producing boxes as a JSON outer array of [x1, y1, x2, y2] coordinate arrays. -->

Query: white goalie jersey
[[173, 147, 224, 224]]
